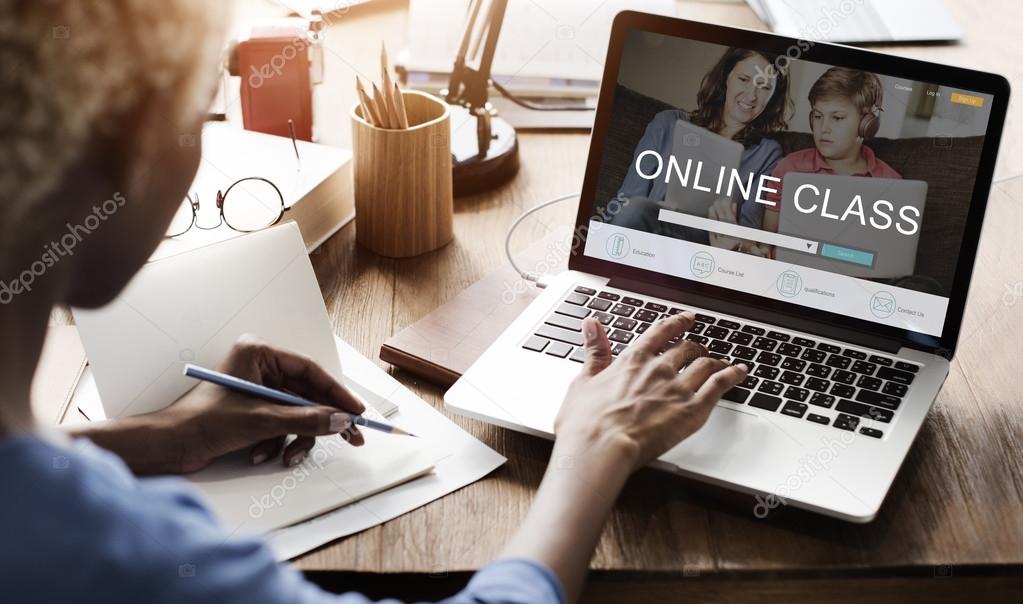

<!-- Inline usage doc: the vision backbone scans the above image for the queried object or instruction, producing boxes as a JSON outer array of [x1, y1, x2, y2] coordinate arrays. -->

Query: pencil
[[183, 363, 417, 437], [393, 82, 409, 129], [371, 82, 394, 129], [356, 77, 383, 127], [380, 43, 399, 128]]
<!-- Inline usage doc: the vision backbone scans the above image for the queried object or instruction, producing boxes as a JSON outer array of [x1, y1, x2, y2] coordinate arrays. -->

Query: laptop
[[445, 12, 1008, 522], [664, 120, 743, 216], [775, 174, 928, 280]]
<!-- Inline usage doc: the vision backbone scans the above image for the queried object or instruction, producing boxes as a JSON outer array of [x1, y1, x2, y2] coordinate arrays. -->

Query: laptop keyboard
[[522, 286, 922, 440]]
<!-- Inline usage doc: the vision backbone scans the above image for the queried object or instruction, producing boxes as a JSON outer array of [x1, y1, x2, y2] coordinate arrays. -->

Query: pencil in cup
[[182, 364, 416, 437]]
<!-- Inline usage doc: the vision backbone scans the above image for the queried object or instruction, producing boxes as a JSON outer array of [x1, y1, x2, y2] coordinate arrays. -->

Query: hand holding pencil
[[357, 43, 410, 129]]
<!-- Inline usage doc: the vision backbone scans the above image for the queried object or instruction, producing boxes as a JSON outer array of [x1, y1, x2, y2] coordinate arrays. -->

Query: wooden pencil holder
[[351, 90, 454, 258]]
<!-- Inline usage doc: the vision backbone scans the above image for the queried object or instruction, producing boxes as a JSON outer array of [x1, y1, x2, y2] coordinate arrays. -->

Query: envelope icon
[[872, 296, 894, 313]]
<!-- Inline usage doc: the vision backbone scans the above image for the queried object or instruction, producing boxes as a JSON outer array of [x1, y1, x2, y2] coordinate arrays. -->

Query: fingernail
[[736, 363, 749, 373], [288, 452, 306, 467], [583, 320, 598, 343], [329, 413, 351, 432], [251, 452, 269, 465], [681, 311, 696, 321]]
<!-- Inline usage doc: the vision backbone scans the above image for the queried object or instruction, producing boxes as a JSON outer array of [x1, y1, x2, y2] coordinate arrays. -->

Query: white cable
[[504, 192, 580, 285]]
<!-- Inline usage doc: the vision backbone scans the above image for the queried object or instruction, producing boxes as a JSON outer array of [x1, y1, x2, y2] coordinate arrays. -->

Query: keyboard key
[[742, 325, 766, 335], [842, 349, 867, 360], [810, 392, 835, 408], [777, 343, 802, 357], [667, 307, 685, 315], [645, 302, 667, 312], [832, 369, 857, 385], [556, 303, 590, 319], [612, 317, 638, 331], [597, 291, 620, 301], [781, 401, 808, 418], [751, 337, 777, 351], [610, 303, 636, 317], [869, 354, 893, 366], [685, 333, 709, 345], [878, 366, 916, 385], [855, 389, 901, 410], [784, 386, 809, 402], [708, 340, 733, 354], [801, 349, 826, 363], [754, 366, 779, 380], [732, 345, 757, 360], [856, 375, 882, 391], [740, 375, 759, 389], [818, 343, 841, 353], [592, 311, 614, 325], [833, 413, 859, 431], [608, 330, 634, 344], [622, 296, 644, 307], [805, 363, 831, 378], [718, 319, 741, 330], [835, 400, 893, 423], [860, 427, 883, 438], [522, 336, 549, 352], [634, 309, 659, 323], [805, 377, 830, 392], [793, 336, 816, 347], [851, 360, 877, 375], [780, 357, 806, 372], [545, 341, 572, 358], [722, 386, 751, 404], [689, 321, 705, 334], [755, 352, 782, 366], [767, 331, 790, 342], [545, 314, 582, 332], [565, 292, 588, 306], [749, 392, 782, 412], [758, 380, 784, 396], [574, 286, 597, 295], [536, 324, 585, 346], [806, 413, 830, 425], [779, 371, 805, 386], [894, 361, 920, 373], [735, 361, 755, 373], [587, 298, 613, 311], [611, 343, 627, 355], [569, 347, 587, 363], [830, 384, 855, 398], [704, 326, 729, 340], [727, 331, 753, 345], [707, 352, 729, 361], [882, 382, 908, 397], [694, 313, 716, 323], [636, 323, 649, 334], [825, 354, 852, 369]]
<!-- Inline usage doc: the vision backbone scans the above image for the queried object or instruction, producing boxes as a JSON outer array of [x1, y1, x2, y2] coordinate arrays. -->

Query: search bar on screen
[[657, 209, 820, 254]]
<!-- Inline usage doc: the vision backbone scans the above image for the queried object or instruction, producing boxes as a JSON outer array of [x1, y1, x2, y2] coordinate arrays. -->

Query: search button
[[821, 244, 874, 267]]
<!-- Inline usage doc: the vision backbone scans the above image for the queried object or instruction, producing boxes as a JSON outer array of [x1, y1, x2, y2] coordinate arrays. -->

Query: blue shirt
[[616, 110, 784, 229], [0, 434, 564, 604]]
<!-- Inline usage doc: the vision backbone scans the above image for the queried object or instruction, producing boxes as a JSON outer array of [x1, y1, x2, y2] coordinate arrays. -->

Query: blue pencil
[[182, 364, 416, 437]]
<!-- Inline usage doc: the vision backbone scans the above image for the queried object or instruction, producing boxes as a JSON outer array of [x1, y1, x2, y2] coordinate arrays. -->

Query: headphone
[[808, 103, 883, 140]]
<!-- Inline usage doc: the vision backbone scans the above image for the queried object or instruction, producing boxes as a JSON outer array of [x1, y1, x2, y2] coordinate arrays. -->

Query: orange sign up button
[[951, 92, 984, 107]]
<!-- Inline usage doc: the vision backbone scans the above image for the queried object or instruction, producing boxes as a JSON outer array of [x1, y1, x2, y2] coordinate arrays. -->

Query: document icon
[[869, 291, 896, 318]]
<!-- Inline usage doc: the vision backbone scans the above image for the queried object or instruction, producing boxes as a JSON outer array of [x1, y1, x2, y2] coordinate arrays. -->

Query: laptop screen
[[582, 28, 997, 339]]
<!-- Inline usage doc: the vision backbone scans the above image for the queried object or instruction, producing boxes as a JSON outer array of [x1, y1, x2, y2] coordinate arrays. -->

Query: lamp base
[[448, 104, 519, 196]]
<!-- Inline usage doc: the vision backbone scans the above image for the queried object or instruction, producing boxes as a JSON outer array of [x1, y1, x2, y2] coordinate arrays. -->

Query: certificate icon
[[776, 270, 802, 297], [869, 291, 897, 319]]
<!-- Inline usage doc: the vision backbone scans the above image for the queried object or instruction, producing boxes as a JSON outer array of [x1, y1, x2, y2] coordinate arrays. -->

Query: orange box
[[950, 92, 984, 107]]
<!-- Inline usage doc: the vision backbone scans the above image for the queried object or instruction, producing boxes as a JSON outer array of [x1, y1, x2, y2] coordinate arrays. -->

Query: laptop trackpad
[[660, 404, 779, 472]]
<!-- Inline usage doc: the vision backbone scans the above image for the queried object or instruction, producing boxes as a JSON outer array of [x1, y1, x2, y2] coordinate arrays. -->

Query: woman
[[0, 3, 746, 603], [611, 47, 791, 253]]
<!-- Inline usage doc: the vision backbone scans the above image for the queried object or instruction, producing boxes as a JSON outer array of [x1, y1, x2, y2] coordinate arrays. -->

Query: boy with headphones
[[759, 67, 901, 252]]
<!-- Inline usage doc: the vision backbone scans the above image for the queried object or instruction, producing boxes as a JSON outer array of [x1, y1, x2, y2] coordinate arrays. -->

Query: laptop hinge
[[607, 276, 904, 354]]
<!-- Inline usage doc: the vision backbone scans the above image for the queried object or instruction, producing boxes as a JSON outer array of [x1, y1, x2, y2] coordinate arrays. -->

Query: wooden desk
[[251, 1, 1023, 600]]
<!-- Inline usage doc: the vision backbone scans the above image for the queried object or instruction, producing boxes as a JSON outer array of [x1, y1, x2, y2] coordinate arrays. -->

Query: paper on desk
[[265, 336, 507, 561], [72, 222, 395, 419]]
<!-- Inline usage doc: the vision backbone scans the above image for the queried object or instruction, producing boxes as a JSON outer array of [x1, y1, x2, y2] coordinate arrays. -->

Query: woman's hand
[[555, 313, 747, 470], [72, 335, 366, 475], [707, 197, 742, 251]]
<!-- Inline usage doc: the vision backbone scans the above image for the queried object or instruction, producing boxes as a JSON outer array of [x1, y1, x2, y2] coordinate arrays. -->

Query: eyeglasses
[[166, 176, 287, 237]]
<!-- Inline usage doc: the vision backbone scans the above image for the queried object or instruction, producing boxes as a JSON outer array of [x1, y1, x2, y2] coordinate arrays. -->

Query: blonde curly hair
[[0, 0, 229, 229]]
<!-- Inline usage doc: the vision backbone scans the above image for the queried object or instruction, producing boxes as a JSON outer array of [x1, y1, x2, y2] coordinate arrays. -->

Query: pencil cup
[[351, 90, 454, 258]]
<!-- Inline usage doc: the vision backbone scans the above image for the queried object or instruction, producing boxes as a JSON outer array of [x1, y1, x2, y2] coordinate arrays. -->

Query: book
[[151, 122, 354, 261]]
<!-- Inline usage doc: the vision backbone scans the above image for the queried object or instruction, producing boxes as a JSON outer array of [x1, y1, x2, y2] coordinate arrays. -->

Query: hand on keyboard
[[555, 312, 748, 470]]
